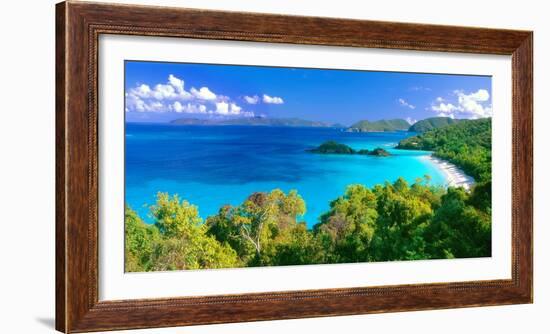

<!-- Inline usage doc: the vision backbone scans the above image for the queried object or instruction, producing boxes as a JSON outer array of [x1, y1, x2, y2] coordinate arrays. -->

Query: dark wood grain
[[56, 1, 533, 332], [55, 2, 67, 332]]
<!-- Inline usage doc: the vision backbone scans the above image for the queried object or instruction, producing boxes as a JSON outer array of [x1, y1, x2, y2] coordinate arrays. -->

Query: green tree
[[262, 223, 326, 266], [424, 187, 491, 258], [368, 178, 434, 261], [151, 192, 203, 238], [125, 193, 240, 272], [126, 179, 491, 271], [149, 192, 240, 270], [206, 189, 308, 266], [124, 206, 160, 272], [314, 184, 378, 263]]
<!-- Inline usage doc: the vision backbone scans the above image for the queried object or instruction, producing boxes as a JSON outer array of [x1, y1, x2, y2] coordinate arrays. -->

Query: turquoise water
[[125, 124, 446, 227]]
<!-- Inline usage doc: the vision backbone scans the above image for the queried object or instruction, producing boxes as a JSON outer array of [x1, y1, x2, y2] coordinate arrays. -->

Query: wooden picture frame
[[56, 1, 533, 332]]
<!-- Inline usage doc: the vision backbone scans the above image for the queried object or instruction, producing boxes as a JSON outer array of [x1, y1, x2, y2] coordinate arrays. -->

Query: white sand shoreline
[[423, 155, 475, 191]]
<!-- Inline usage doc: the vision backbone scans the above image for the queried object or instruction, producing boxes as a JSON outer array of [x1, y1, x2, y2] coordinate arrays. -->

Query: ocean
[[125, 123, 446, 227]]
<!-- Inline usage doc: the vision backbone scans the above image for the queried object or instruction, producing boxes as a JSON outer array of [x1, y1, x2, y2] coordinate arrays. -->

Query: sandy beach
[[425, 155, 475, 191]]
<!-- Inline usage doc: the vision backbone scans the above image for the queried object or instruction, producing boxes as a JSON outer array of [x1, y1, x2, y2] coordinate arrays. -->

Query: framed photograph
[[56, 1, 533, 332]]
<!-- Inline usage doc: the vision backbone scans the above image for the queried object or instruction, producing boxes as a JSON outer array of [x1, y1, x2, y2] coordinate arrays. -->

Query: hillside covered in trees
[[126, 177, 491, 271], [397, 118, 491, 183], [408, 117, 461, 132], [346, 118, 410, 132]]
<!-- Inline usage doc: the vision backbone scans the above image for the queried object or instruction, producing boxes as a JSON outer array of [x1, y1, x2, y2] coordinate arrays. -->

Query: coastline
[[424, 155, 475, 190]]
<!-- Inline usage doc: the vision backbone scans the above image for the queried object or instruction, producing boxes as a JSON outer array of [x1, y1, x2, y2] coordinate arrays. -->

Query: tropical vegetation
[[408, 116, 462, 132], [307, 141, 391, 156], [397, 118, 491, 182], [346, 118, 410, 132], [125, 117, 492, 272], [126, 177, 490, 271]]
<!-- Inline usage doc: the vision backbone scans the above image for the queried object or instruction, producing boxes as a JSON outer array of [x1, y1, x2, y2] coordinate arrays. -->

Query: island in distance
[[346, 118, 410, 132], [170, 116, 345, 128], [169, 116, 460, 133], [408, 116, 463, 132], [307, 141, 391, 157]]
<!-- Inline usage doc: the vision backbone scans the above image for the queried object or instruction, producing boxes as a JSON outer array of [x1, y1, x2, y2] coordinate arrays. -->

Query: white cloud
[[262, 94, 284, 104], [126, 74, 193, 113], [460, 89, 490, 102], [126, 92, 166, 113], [133, 84, 152, 98], [152, 83, 177, 100], [132, 75, 193, 101], [215, 102, 245, 115], [437, 112, 455, 119], [432, 102, 459, 113], [455, 89, 491, 117], [171, 101, 208, 114], [172, 101, 184, 113], [398, 98, 415, 109], [215, 101, 229, 115], [230, 103, 242, 114], [149, 101, 164, 111], [168, 74, 185, 93], [430, 89, 492, 119], [125, 74, 253, 117], [406, 117, 417, 125], [191, 87, 217, 100], [244, 95, 259, 104]]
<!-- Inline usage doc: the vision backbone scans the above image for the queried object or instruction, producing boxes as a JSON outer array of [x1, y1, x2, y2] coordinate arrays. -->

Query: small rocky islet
[[307, 141, 391, 157]]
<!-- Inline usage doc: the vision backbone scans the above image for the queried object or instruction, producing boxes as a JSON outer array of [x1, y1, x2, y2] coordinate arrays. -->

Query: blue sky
[[125, 60, 492, 125]]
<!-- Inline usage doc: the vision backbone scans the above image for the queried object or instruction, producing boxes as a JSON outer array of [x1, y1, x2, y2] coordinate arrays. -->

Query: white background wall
[[0, 0, 547, 333]]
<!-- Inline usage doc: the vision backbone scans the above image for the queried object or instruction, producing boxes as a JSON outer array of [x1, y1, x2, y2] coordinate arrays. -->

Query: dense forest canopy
[[408, 117, 462, 132], [397, 118, 492, 183], [126, 178, 491, 271]]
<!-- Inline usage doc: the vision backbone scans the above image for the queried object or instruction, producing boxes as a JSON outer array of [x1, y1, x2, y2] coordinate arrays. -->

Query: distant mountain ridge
[[169, 116, 471, 132], [346, 119, 410, 132], [408, 117, 462, 132], [170, 117, 344, 128]]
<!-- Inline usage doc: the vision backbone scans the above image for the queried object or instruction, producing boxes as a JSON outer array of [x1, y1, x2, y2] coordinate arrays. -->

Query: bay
[[125, 123, 446, 227]]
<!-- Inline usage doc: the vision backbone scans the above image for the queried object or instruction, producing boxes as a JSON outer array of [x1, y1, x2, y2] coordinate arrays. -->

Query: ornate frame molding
[[56, 1, 532, 332]]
